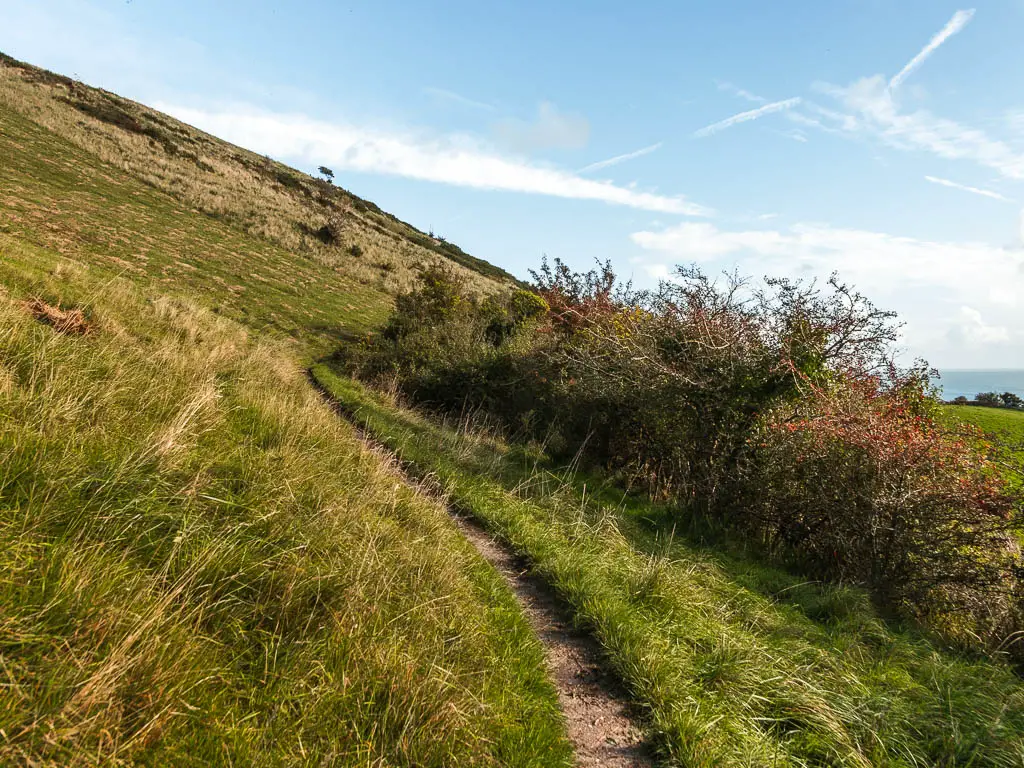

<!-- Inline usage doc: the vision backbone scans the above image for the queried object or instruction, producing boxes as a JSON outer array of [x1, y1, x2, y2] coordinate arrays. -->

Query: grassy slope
[[0, 53, 517, 293], [0, 235, 570, 767], [0, 57, 574, 766], [0, 93, 388, 361], [314, 367, 1024, 768]]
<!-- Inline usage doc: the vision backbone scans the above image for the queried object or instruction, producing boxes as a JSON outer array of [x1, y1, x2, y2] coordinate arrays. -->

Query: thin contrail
[[578, 142, 663, 174], [693, 98, 801, 138], [889, 9, 975, 91], [924, 175, 1012, 202]]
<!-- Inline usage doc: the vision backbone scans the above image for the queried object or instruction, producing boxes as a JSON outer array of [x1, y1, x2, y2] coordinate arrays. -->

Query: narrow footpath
[[450, 510, 651, 768], [313, 376, 652, 767]]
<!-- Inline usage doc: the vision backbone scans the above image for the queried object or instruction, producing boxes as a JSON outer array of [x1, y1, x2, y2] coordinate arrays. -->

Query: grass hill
[[0, 54, 570, 766], [0, 241, 567, 765], [0, 53, 515, 359], [2, 51, 1024, 767]]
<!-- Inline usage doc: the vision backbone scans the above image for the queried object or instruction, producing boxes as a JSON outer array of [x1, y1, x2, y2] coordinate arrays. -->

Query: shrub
[[63, 96, 179, 154], [526, 260, 900, 509], [64, 96, 145, 133], [382, 264, 469, 341], [273, 169, 311, 196], [315, 215, 347, 245], [346, 266, 551, 422], [482, 289, 548, 346], [349, 258, 1024, 648], [744, 369, 1020, 624], [346, 264, 480, 395]]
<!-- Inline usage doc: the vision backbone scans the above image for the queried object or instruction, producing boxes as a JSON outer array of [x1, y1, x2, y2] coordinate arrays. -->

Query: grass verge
[[313, 365, 1024, 767], [0, 237, 571, 767]]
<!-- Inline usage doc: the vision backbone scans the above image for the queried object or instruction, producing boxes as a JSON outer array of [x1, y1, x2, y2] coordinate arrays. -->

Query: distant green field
[[943, 405, 1024, 452]]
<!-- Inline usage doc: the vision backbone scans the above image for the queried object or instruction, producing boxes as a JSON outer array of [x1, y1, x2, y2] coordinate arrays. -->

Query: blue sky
[[3, 0, 1024, 368]]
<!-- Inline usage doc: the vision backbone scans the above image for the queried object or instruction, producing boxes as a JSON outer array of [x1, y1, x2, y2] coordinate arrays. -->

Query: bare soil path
[[313, 376, 653, 767], [449, 511, 652, 768]]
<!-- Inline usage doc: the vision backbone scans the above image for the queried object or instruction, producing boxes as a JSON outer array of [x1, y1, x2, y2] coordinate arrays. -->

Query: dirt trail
[[314, 377, 652, 767], [449, 511, 652, 768]]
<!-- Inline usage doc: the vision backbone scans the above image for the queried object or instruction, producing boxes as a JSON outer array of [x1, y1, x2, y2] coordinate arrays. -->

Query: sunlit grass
[[316, 366, 1024, 767], [0, 57, 510, 318], [945, 405, 1024, 452], [0, 238, 571, 766]]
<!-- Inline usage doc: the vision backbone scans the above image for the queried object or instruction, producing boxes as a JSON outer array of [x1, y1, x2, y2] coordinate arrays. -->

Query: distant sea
[[935, 370, 1024, 401]]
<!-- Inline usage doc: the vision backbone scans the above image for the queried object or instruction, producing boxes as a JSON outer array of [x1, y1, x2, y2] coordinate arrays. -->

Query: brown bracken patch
[[23, 298, 92, 335]]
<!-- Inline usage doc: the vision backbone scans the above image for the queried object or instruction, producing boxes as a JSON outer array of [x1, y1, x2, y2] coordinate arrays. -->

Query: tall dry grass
[[0, 58, 504, 302], [0, 238, 569, 766]]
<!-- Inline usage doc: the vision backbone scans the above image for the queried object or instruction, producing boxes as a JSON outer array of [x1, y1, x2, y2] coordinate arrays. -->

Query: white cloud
[[1005, 110, 1024, 143], [924, 175, 1013, 202], [715, 80, 766, 104], [949, 306, 1010, 345], [0, 0, 218, 104], [793, 12, 1023, 184], [632, 221, 781, 258], [630, 219, 1024, 366], [492, 102, 590, 152], [779, 129, 809, 143], [816, 77, 1024, 180], [640, 262, 674, 281], [577, 142, 663, 174], [422, 87, 496, 112], [693, 98, 802, 138], [796, 103, 860, 134], [159, 103, 712, 216], [629, 221, 1021, 292], [889, 9, 975, 91]]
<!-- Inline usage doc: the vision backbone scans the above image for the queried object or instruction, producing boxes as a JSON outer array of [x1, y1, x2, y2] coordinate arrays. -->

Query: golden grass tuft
[[22, 297, 91, 335]]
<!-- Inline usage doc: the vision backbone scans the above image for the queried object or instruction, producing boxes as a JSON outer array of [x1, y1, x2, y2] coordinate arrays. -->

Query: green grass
[[0, 54, 516, 305], [0, 62, 577, 765], [314, 365, 1024, 767], [3, 46, 1024, 767], [0, 97, 390, 361], [945, 405, 1024, 449], [0, 237, 572, 766], [943, 406, 1024, 497]]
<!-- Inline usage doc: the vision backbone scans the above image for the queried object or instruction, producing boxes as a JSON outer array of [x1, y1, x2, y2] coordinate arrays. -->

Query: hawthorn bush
[[744, 370, 1020, 635], [524, 259, 902, 511], [348, 259, 1024, 650]]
